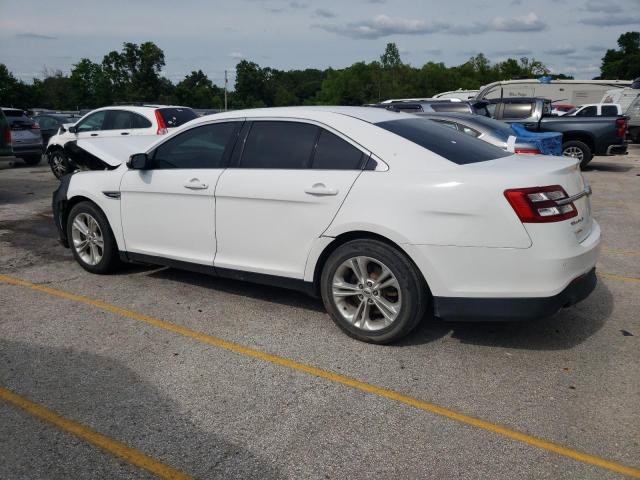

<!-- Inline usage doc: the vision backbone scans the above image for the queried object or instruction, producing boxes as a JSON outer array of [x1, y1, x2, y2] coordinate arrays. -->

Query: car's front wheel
[[67, 202, 121, 274], [49, 150, 71, 179], [320, 239, 429, 344]]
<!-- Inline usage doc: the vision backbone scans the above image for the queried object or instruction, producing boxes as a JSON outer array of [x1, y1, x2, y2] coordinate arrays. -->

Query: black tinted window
[[152, 122, 238, 169], [576, 106, 597, 117], [601, 105, 618, 116], [430, 103, 471, 113], [313, 130, 363, 170], [240, 121, 318, 169], [375, 118, 509, 165], [390, 104, 423, 112], [158, 108, 197, 128], [106, 110, 152, 130], [502, 103, 533, 119]]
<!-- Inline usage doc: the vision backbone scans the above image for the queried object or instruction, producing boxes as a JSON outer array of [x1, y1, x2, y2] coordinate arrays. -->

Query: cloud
[[586, 45, 606, 52], [316, 12, 547, 39], [314, 8, 336, 18], [544, 44, 576, 55], [493, 46, 532, 56], [583, 0, 616, 12], [579, 14, 640, 26], [424, 48, 442, 55], [14, 32, 58, 40], [288, 1, 307, 8], [228, 52, 245, 59]]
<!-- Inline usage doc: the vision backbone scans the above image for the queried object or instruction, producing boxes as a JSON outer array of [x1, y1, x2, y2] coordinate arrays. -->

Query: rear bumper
[[433, 268, 597, 321], [605, 143, 628, 155], [12, 145, 43, 157]]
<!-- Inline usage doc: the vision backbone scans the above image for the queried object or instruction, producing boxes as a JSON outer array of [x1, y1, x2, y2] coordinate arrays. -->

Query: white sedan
[[52, 107, 600, 343]]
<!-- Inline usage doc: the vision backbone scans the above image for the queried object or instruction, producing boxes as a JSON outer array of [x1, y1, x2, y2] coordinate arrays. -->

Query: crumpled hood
[[65, 136, 159, 168]]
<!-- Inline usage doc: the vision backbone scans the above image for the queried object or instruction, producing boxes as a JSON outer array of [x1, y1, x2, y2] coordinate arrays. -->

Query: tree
[[70, 59, 110, 108], [380, 43, 402, 69], [175, 70, 223, 108], [601, 31, 640, 79]]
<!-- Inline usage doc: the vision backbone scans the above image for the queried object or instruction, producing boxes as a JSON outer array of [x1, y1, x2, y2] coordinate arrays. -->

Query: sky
[[1, 0, 639, 87]]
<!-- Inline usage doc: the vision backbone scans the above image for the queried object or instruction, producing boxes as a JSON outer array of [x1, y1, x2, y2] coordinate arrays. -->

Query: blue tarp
[[510, 123, 562, 156]]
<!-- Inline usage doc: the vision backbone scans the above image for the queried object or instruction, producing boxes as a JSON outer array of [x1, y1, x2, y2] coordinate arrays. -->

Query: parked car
[[564, 104, 622, 117], [551, 104, 574, 116], [376, 98, 490, 116], [416, 112, 554, 154], [52, 106, 599, 344], [0, 109, 16, 167], [485, 97, 628, 167], [1, 107, 43, 165], [45, 105, 198, 178], [33, 113, 80, 147]]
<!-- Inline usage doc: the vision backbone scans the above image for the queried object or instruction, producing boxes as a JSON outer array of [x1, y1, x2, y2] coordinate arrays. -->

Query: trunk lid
[[468, 155, 593, 242]]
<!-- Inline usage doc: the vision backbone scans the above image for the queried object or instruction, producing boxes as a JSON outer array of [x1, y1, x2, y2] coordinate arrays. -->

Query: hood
[[65, 136, 159, 169]]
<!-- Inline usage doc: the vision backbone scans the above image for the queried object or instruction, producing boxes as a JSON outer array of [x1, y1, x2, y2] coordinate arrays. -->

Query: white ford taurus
[[53, 106, 600, 343]]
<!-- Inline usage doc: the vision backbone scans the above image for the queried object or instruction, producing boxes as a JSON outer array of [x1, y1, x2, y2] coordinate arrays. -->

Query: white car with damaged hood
[[52, 106, 600, 343]]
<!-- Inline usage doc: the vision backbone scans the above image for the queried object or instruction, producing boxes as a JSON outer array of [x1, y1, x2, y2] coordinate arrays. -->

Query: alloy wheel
[[562, 146, 584, 161], [71, 213, 104, 266], [331, 256, 402, 331], [51, 153, 67, 177]]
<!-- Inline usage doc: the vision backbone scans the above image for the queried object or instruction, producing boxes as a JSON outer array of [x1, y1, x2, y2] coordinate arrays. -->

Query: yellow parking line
[[0, 386, 192, 480], [1, 273, 639, 479], [599, 272, 640, 284]]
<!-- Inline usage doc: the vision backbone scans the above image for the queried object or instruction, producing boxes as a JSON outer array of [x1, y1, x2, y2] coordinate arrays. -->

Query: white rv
[[433, 89, 479, 100], [475, 79, 632, 105]]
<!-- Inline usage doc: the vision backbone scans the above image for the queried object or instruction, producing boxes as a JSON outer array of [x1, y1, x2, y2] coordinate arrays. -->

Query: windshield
[[457, 115, 514, 140], [376, 118, 509, 165], [564, 107, 579, 116]]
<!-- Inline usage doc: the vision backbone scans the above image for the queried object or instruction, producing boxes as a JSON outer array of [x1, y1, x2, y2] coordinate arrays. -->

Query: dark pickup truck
[[485, 97, 628, 168]]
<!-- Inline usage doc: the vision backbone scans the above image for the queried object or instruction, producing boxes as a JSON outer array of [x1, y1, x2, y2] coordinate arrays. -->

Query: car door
[[120, 120, 241, 265], [104, 110, 153, 138], [214, 120, 366, 279], [74, 111, 108, 139]]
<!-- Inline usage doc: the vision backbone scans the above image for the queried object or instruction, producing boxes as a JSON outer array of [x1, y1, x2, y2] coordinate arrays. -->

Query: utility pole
[[224, 69, 228, 111]]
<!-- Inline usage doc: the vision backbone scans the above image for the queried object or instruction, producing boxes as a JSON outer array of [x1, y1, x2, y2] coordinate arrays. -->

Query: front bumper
[[52, 173, 72, 248], [433, 268, 597, 321]]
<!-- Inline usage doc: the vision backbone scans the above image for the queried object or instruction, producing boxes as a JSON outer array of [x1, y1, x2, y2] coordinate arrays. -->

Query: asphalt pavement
[[0, 148, 638, 479]]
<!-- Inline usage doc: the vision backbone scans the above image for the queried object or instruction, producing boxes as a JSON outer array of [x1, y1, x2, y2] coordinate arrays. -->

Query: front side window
[[239, 121, 318, 169], [376, 118, 509, 165], [502, 103, 533, 119], [312, 129, 364, 170], [152, 122, 238, 169], [76, 111, 107, 132]]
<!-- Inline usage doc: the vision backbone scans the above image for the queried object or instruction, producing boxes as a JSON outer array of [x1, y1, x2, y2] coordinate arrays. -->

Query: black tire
[[66, 201, 121, 274], [49, 150, 71, 179], [23, 155, 42, 166], [320, 239, 429, 344], [562, 140, 593, 169]]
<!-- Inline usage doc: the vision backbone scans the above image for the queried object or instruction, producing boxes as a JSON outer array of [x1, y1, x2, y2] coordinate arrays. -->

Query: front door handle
[[304, 183, 338, 196], [184, 178, 208, 190], [121, 132, 130, 135], [90, 133, 99, 137]]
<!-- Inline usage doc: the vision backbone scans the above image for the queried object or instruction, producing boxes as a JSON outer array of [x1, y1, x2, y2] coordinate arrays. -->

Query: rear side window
[[240, 121, 318, 169], [375, 118, 509, 165], [106, 110, 152, 130], [502, 103, 533, 119], [157, 108, 198, 128], [601, 105, 618, 116], [152, 122, 238, 169], [312, 129, 364, 170], [390, 104, 423, 113], [430, 103, 471, 113], [576, 106, 597, 117]]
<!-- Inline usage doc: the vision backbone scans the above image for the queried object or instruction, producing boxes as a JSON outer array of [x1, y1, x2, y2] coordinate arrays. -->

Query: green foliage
[[601, 31, 640, 79]]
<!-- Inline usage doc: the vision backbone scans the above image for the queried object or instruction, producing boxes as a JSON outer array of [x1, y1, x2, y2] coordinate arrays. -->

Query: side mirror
[[127, 153, 150, 170], [68, 125, 78, 134]]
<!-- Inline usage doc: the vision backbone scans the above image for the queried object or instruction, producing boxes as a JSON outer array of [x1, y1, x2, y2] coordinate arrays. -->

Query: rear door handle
[[304, 183, 338, 196], [90, 133, 99, 137], [184, 178, 208, 190], [121, 132, 130, 135]]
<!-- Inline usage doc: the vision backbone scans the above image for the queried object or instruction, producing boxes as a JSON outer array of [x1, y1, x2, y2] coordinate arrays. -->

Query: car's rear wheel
[[320, 239, 429, 344], [50, 150, 71, 178], [23, 155, 42, 166], [562, 140, 592, 169], [67, 202, 121, 274]]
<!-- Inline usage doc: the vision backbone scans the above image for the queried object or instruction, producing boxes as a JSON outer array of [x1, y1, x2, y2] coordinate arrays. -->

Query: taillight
[[514, 148, 541, 154], [3, 126, 10, 144], [31, 122, 40, 130], [504, 185, 578, 223], [615, 118, 626, 138], [154, 110, 168, 135]]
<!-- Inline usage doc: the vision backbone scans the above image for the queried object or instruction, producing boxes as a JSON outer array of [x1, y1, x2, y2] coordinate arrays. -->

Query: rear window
[[375, 118, 509, 165], [601, 105, 618, 116], [2, 109, 26, 118], [157, 108, 197, 128], [430, 103, 471, 113]]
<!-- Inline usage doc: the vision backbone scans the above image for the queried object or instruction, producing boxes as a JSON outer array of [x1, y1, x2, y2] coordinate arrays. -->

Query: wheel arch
[[561, 132, 595, 153], [63, 194, 124, 251], [308, 230, 433, 299]]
